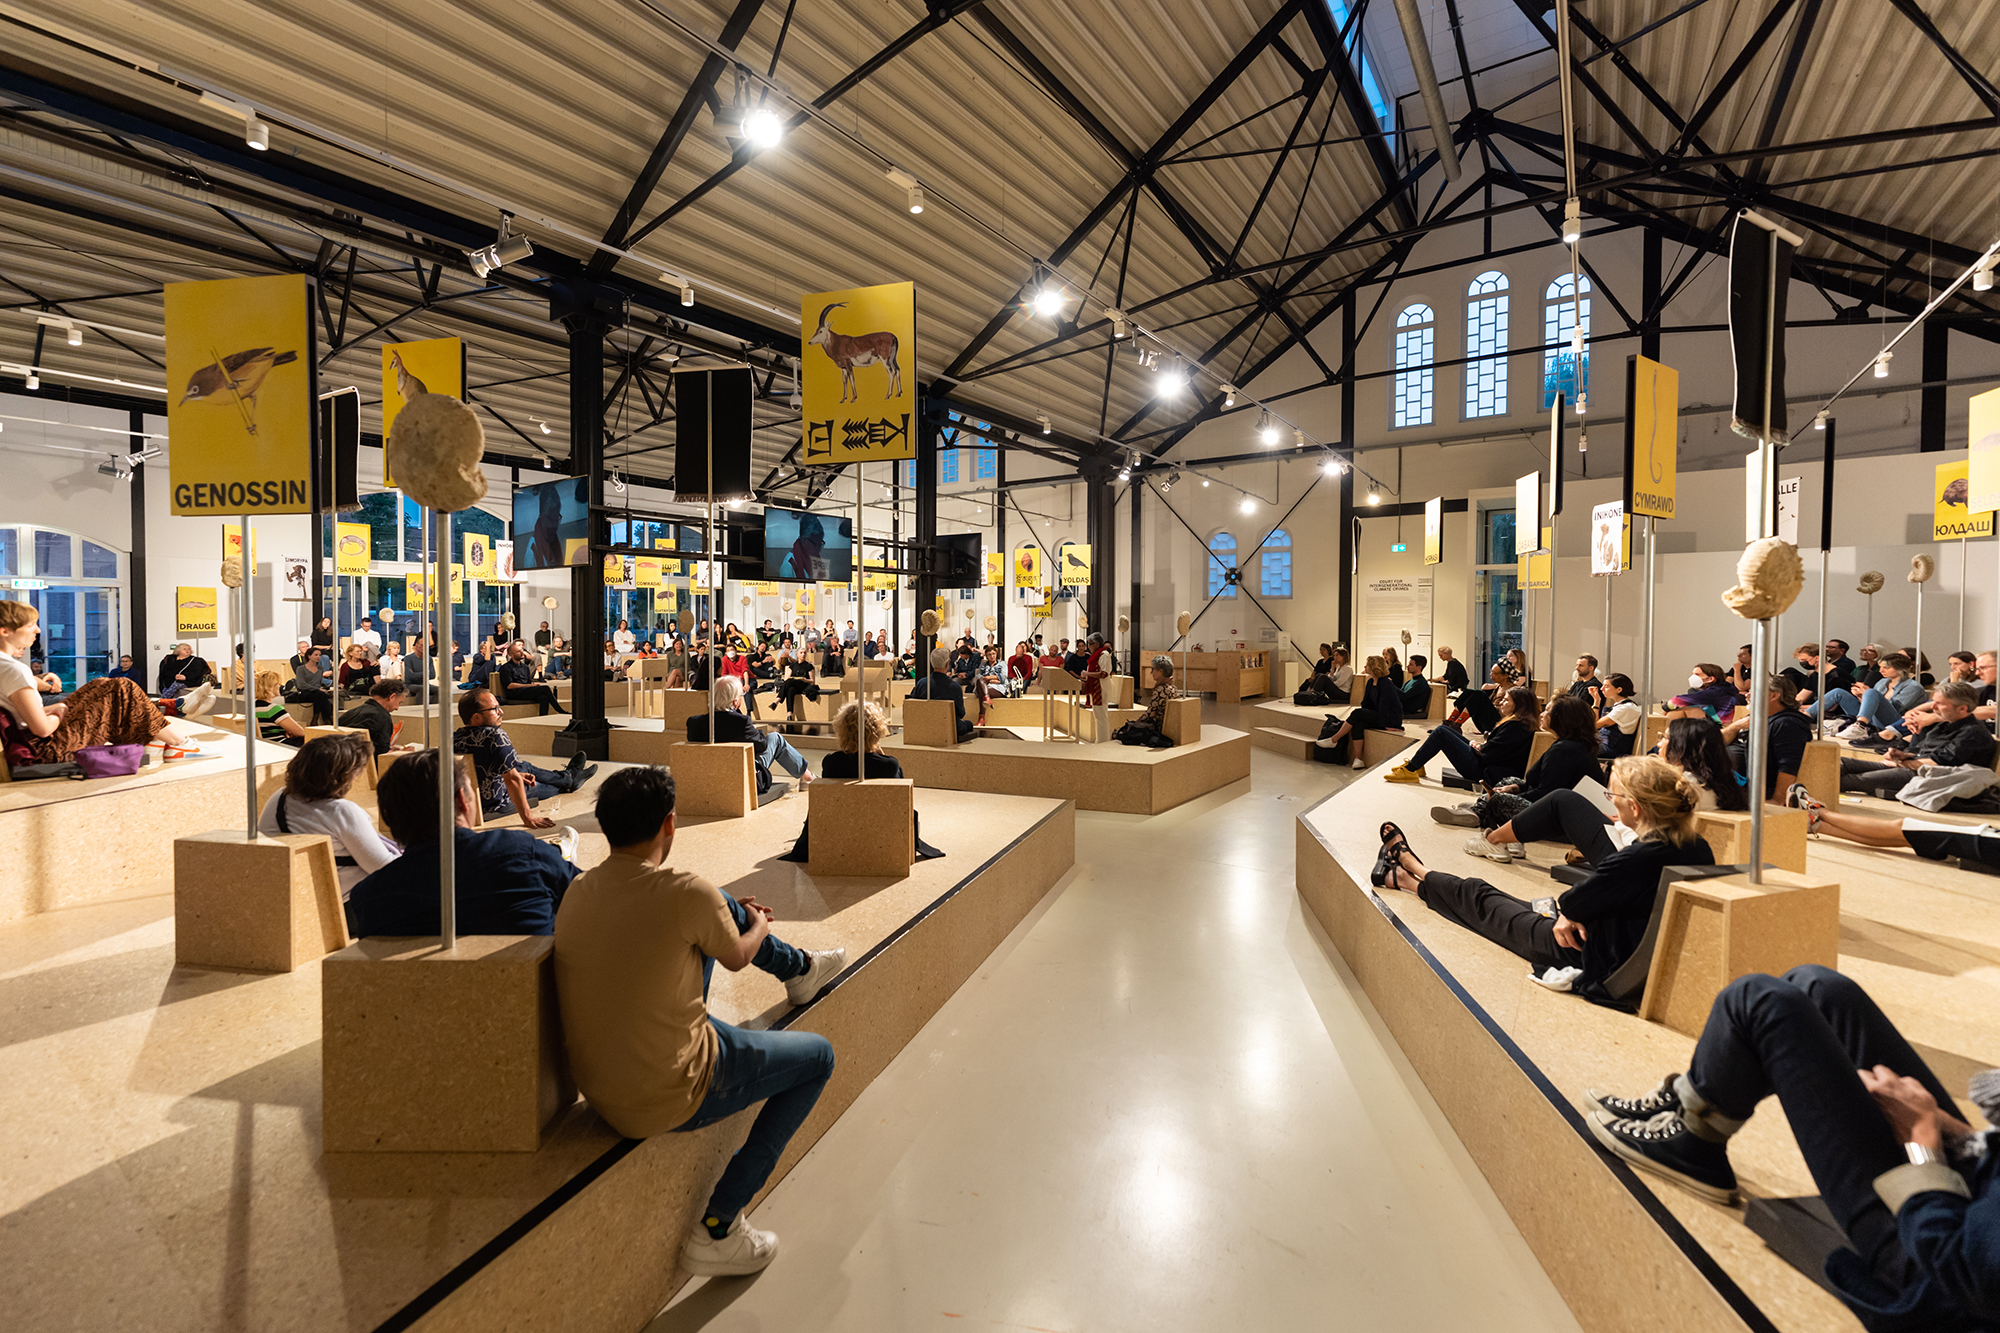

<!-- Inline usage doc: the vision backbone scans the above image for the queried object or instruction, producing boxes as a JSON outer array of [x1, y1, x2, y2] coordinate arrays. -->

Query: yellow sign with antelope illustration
[[800, 281, 915, 465]]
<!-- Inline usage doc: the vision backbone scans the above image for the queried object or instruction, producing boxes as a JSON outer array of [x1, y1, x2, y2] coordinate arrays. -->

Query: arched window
[[1543, 274, 1590, 409], [1465, 270, 1509, 418], [0, 525, 125, 689], [1207, 531, 1237, 599], [1259, 529, 1292, 598], [1392, 303, 1434, 428]]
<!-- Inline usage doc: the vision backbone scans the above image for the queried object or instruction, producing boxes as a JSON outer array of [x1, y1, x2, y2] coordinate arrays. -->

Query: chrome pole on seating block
[[436, 507, 454, 950], [241, 514, 257, 838]]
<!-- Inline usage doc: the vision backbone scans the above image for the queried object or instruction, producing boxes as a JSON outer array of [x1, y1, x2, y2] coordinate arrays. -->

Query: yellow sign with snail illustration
[[165, 273, 314, 516], [1014, 546, 1042, 588], [175, 586, 218, 636], [335, 521, 370, 576]]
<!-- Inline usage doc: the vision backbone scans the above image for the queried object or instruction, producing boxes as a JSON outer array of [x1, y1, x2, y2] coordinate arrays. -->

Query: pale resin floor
[[656, 703, 1584, 1333]]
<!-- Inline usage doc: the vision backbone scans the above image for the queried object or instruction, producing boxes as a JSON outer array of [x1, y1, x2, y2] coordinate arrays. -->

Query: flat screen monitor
[[762, 505, 852, 582], [512, 475, 592, 569], [934, 532, 982, 589]]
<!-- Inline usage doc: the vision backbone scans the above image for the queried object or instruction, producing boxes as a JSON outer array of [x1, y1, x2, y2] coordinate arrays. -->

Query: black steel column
[[1921, 320, 1948, 452], [914, 408, 940, 655], [994, 446, 1007, 654], [554, 281, 619, 758], [1337, 292, 1356, 647], [1083, 457, 1116, 638], [891, 472, 902, 652], [1128, 465, 1142, 676], [1641, 231, 1662, 362], [129, 410, 147, 660]]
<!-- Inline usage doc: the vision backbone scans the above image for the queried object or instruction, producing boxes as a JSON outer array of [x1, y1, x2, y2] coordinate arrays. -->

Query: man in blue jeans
[[554, 766, 845, 1276], [1585, 967, 2000, 1330], [455, 689, 596, 828]]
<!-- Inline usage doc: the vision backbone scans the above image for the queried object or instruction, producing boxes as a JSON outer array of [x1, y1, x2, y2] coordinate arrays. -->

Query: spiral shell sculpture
[[1117, 614, 1130, 634], [220, 556, 243, 590], [1857, 571, 1885, 595], [1909, 553, 1936, 584], [920, 609, 941, 636], [1176, 611, 1192, 637], [1721, 537, 1804, 620]]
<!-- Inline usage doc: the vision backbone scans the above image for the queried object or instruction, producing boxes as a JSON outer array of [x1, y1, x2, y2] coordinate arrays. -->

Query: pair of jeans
[[753, 729, 810, 780], [1401, 723, 1488, 782], [1687, 967, 1963, 1283], [1507, 789, 1618, 865], [507, 683, 565, 716], [1417, 870, 1580, 974], [1814, 689, 1862, 723], [508, 758, 584, 809], [675, 892, 831, 1227], [1839, 757, 1917, 798]]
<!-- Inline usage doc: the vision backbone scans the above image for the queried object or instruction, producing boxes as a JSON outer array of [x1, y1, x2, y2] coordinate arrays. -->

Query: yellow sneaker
[[1382, 764, 1420, 784]]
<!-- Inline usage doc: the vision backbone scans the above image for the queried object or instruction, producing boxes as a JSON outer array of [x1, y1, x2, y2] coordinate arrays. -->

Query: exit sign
[[1390, 543, 1408, 553], [10, 578, 46, 589]]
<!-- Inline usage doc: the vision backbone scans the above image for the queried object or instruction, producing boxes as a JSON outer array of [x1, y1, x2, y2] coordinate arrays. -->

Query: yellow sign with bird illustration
[[463, 531, 498, 580], [175, 586, 218, 636], [1060, 544, 1092, 586], [165, 274, 313, 516], [1933, 459, 1994, 540], [335, 521, 370, 576], [381, 337, 464, 487], [800, 281, 916, 464]]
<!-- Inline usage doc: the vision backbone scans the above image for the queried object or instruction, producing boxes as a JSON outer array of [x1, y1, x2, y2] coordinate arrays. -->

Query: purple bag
[[72, 743, 144, 779]]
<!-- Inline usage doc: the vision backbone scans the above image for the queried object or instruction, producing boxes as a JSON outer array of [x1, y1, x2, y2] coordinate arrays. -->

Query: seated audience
[[338, 678, 415, 755], [253, 670, 307, 748], [156, 642, 212, 697], [1818, 651, 1925, 738], [1, 601, 200, 763], [346, 747, 579, 936], [1399, 654, 1432, 718], [291, 646, 335, 725], [337, 643, 379, 696], [257, 732, 401, 910], [1386, 685, 1538, 790], [1378, 756, 1714, 995], [1837, 681, 1996, 798], [1006, 641, 1036, 687], [1662, 716, 1747, 811], [1589, 673, 1642, 758], [1433, 645, 1469, 696], [1295, 645, 1352, 706], [1446, 695, 1605, 846], [1872, 650, 1987, 744], [1122, 656, 1183, 744], [1665, 662, 1740, 724], [1565, 654, 1602, 701], [1584, 967, 2000, 1330], [1446, 659, 1517, 732], [1782, 642, 1825, 704], [1722, 642, 1754, 700], [908, 647, 976, 740], [1313, 654, 1402, 768], [1787, 785, 2000, 873], [105, 653, 144, 684], [1380, 645, 1403, 688], [684, 675, 814, 791], [1720, 674, 1815, 799], [378, 640, 405, 682], [556, 765, 840, 1275], [349, 617, 382, 658], [498, 641, 567, 716], [455, 688, 597, 826]]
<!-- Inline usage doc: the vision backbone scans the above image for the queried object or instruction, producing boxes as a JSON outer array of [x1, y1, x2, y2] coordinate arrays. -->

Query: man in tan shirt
[[554, 766, 843, 1276]]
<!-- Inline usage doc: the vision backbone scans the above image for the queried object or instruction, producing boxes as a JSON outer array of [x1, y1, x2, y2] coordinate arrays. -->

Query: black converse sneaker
[[1587, 1111, 1738, 1204], [1585, 1075, 1681, 1122]]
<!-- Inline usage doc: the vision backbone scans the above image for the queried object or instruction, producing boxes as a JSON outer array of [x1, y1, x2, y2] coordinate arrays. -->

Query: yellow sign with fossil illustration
[[175, 586, 218, 636], [165, 274, 313, 516], [335, 521, 371, 576]]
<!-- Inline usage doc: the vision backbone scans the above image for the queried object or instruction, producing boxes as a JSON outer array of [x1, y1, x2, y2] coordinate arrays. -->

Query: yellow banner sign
[[381, 337, 464, 487], [1518, 550, 1552, 590], [800, 280, 915, 465], [564, 537, 590, 567], [449, 563, 464, 605], [797, 586, 815, 614], [334, 521, 370, 576], [463, 531, 498, 580], [1972, 386, 2000, 515], [1060, 543, 1091, 586], [404, 572, 429, 610], [175, 586, 218, 636], [986, 552, 1005, 586], [750, 581, 780, 597], [221, 522, 260, 564], [634, 556, 662, 588], [1423, 496, 1442, 565], [166, 274, 313, 516], [1625, 354, 1679, 520], [654, 535, 681, 576], [1014, 546, 1042, 587], [1935, 458, 1996, 540], [603, 554, 628, 587]]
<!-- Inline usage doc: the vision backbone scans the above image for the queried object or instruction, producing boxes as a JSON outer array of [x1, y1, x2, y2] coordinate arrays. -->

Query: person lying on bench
[[558, 766, 844, 1276], [345, 746, 578, 936], [685, 676, 814, 792], [1384, 686, 1538, 789], [1375, 756, 1712, 994], [908, 646, 975, 740], [1788, 784, 2000, 874], [1584, 967, 2000, 1330], [456, 689, 596, 828], [1313, 654, 1401, 768], [1836, 681, 1995, 799]]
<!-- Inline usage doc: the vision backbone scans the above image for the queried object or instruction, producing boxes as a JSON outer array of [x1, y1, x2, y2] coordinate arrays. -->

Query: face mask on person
[[1689, 672, 1705, 690]]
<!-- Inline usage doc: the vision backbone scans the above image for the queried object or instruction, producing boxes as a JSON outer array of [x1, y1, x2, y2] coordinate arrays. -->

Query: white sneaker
[[1463, 836, 1513, 863], [1836, 721, 1871, 741], [1351, 756, 1365, 769], [1506, 842, 1527, 859], [680, 1212, 778, 1276], [784, 947, 847, 1006], [183, 681, 216, 717]]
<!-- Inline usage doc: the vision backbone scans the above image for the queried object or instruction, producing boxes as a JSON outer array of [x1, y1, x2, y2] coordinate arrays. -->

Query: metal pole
[[1962, 537, 1969, 648], [437, 507, 454, 950], [1916, 581, 1925, 685], [419, 510, 431, 748], [1816, 548, 1829, 728], [1642, 516, 1657, 709], [1746, 224, 1780, 885], [855, 461, 865, 781], [704, 379, 716, 750], [241, 514, 256, 839], [329, 575, 341, 723], [1546, 524, 1558, 694], [1602, 572, 1612, 674]]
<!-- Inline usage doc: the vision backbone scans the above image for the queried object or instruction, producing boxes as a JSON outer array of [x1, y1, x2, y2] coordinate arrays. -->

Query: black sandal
[[1372, 821, 1412, 888]]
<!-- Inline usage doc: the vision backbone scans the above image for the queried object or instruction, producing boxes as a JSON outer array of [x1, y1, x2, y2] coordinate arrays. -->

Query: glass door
[[1472, 501, 1523, 681]]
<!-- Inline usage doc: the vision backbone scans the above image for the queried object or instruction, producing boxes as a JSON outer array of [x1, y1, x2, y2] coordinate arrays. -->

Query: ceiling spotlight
[[1575, 393, 1586, 415], [1320, 457, 1341, 476], [530, 417, 551, 435], [1157, 359, 1189, 397], [1874, 349, 1892, 379], [1571, 329, 1585, 358], [885, 167, 923, 215], [681, 283, 695, 307], [1977, 260, 1996, 293], [1118, 464, 1131, 482], [728, 497, 746, 509], [1561, 197, 1582, 245], [1239, 497, 1255, 514], [1107, 308, 1129, 339], [1257, 411, 1279, 446], [1293, 428, 1306, 449], [244, 111, 269, 151], [1032, 281, 1065, 318], [612, 473, 627, 494], [1038, 413, 1051, 435], [1366, 486, 1381, 505], [1221, 383, 1238, 408], [742, 106, 784, 149], [467, 214, 532, 279], [25, 371, 38, 391], [1815, 410, 1828, 431], [66, 326, 82, 347], [1200, 477, 1209, 487]]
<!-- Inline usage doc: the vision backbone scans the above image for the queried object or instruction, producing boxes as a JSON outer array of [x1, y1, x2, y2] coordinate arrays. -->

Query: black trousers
[[1316, 706, 1390, 763], [506, 684, 566, 716], [1839, 757, 1915, 797], [1417, 870, 1580, 974], [1460, 688, 1503, 733], [293, 688, 333, 725], [1507, 789, 1618, 866]]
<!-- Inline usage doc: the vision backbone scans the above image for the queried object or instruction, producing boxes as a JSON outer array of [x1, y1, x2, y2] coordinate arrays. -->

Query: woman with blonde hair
[[0, 599, 202, 763], [1312, 653, 1404, 767], [782, 701, 942, 862], [253, 670, 308, 748], [1373, 756, 1713, 996]]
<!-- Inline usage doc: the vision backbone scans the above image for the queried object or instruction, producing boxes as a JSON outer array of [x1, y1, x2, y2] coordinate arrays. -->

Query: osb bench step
[[1251, 726, 1318, 761]]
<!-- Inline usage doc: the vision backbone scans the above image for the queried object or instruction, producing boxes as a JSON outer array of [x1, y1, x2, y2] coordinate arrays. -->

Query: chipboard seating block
[[173, 830, 350, 973], [321, 935, 573, 1153], [1359, 728, 1415, 767], [1796, 739, 1841, 809], [1638, 868, 1841, 1038], [646, 689, 713, 730], [901, 698, 960, 747], [1643, 712, 1671, 756], [1161, 696, 1201, 746], [667, 741, 757, 818], [303, 724, 378, 787], [1526, 728, 1556, 769], [1427, 687, 1448, 721], [1695, 806, 1810, 876], [807, 779, 916, 876], [1251, 726, 1317, 761]]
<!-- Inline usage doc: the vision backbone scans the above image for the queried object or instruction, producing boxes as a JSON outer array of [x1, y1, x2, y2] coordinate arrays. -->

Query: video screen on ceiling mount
[[762, 506, 852, 582], [511, 476, 591, 570]]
